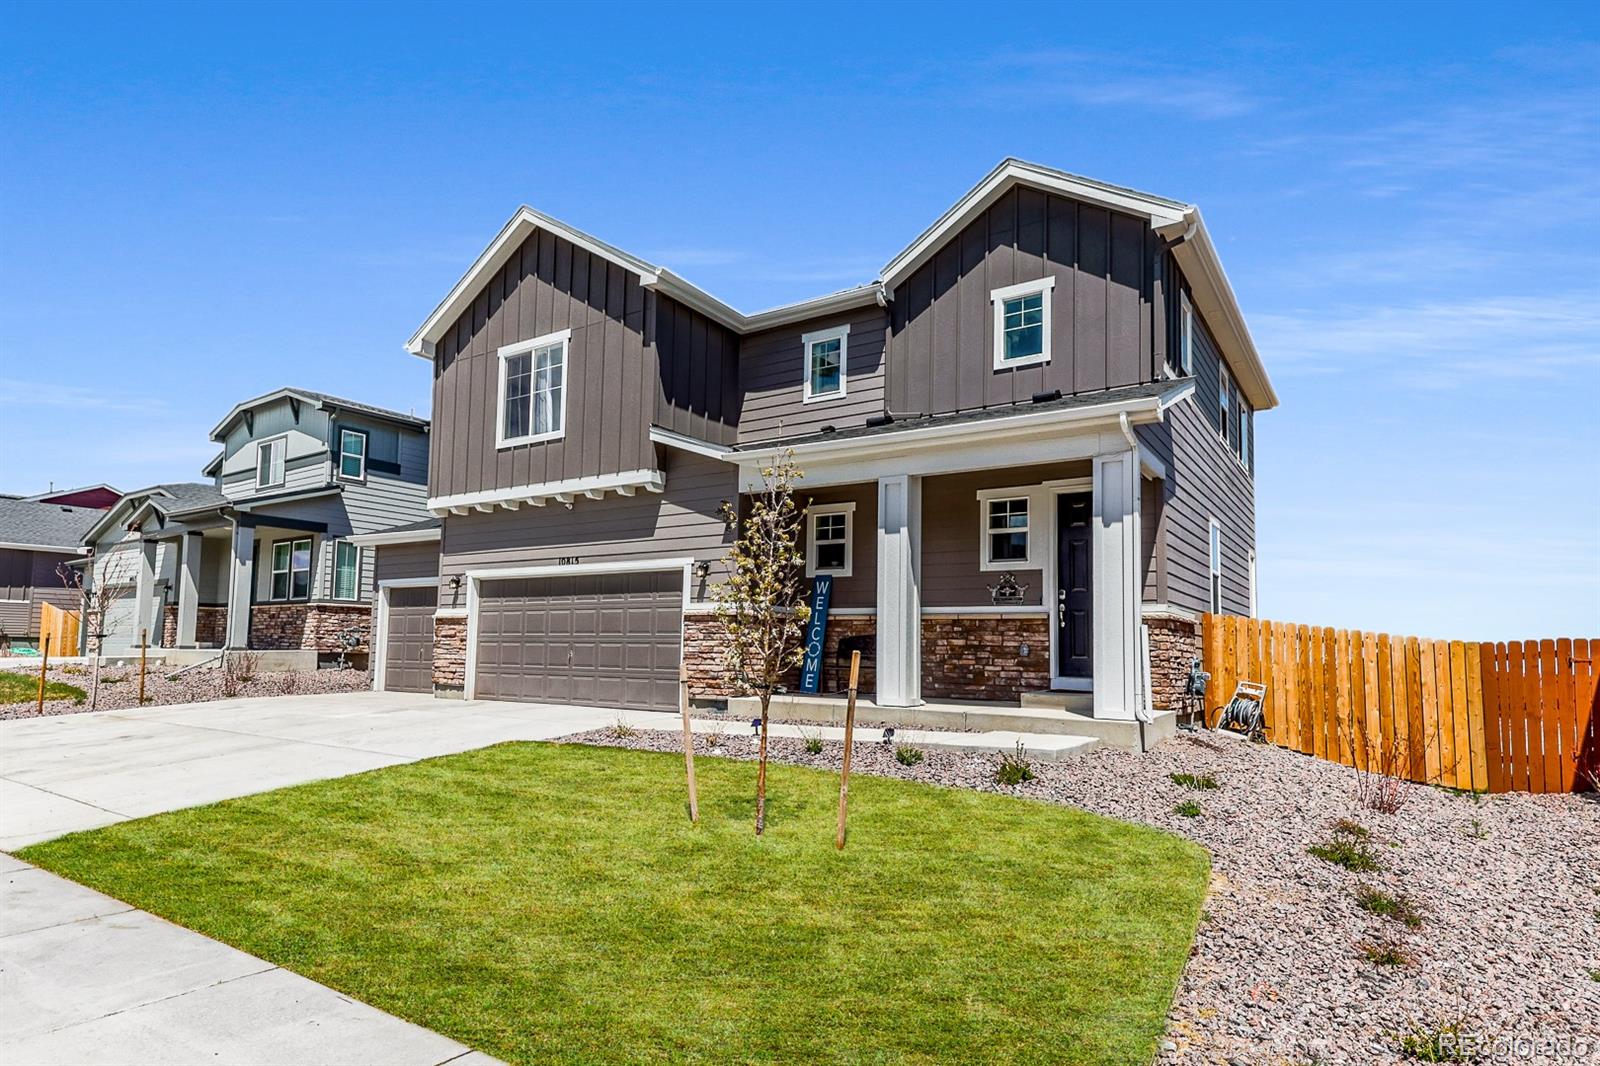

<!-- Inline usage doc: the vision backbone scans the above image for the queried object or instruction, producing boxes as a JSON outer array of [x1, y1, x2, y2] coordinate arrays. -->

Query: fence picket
[[1538, 640, 1560, 792], [1553, 638, 1575, 791], [1465, 644, 1487, 792]]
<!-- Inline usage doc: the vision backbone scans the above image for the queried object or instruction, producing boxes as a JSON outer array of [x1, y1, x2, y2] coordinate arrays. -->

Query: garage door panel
[[383, 586, 437, 694]]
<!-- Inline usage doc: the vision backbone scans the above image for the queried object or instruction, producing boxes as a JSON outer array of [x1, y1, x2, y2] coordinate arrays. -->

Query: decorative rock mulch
[[0, 664, 372, 719], [563, 725, 1600, 1065]]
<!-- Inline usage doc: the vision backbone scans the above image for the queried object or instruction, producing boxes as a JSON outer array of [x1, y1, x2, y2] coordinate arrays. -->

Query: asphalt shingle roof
[[145, 482, 230, 515], [0, 499, 101, 550]]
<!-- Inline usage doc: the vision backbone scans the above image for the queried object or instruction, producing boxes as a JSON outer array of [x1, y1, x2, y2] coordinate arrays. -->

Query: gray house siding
[[374, 541, 441, 584], [888, 186, 1155, 417], [738, 306, 888, 445], [795, 483, 879, 610], [435, 447, 736, 613], [653, 294, 741, 446]]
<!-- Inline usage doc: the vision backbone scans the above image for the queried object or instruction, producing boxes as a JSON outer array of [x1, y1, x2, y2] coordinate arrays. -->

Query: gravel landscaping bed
[[564, 725, 1600, 1065], [0, 664, 372, 719]]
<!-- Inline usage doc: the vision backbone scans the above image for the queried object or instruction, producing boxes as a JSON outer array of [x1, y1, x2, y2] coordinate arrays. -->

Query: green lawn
[[19, 742, 1208, 1065], [0, 669, 84, 704]]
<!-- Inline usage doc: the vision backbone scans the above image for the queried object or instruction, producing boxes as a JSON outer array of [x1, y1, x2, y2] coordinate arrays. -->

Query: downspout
[[1119, 410, 1154, 750]]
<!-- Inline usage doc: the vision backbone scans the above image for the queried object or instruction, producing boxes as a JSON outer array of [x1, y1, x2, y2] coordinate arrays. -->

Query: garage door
[[383, 586, 437, 693], [474, 570, 682, 711]]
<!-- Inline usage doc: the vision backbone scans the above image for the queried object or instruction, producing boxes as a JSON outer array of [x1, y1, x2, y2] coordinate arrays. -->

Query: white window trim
[[256, 435, 287, 490], [496, 328, 572, 449], [1218, 362, 1233, 447], [1180, 300, 1195, 374], [337, 428, 367, 482], [1208, 519, 1223, 614], [270, 536, 313, 602], [976, 486, 1038, 571], [990, 276, 1056, 371], [805, 502, 855, 578], [800, 324, 850, 404], [1237, 398, 1252, 473], [333, 541, 362, 601]]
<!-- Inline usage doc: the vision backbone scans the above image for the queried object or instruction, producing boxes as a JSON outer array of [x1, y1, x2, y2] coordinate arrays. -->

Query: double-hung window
[[256, 436, 286, 489], [990, 277, 1055, 369], [338, 429, 367, 481], [1208, 520, 1223, 614], [984, 497, 1031, 567], [271, 537, 312, 601], [806, 503, 854, 578], [1180, 302, 1195, 374], [801, 325, 849, 403], [1219, 363, 1233, 447], [497, 329, 570, 448], [333, 541, 360, 600], [1239, 398, 1252, 471]]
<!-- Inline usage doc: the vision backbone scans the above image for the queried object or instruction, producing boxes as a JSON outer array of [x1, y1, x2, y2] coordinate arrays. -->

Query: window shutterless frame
[[333, 541, 361, 600], [256, 435, 287, 489], [496, 328, 572, 449], [990, 276, 1056, 370], [1218, 363, 1233, 447], [805, 502, 855, 577], [1208, 519, 1223, 614], [975, 486, 1041, 570], [1180, 300, 1195, 374], [800, 324, 850, 403], [337, 428, 367, 481], [270, 536, 313, 601]]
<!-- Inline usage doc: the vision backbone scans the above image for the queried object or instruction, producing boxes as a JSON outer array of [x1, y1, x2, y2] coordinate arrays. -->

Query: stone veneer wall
[[160, 605, 228, 648], [921, 614, 1050, 701], [682, 613, 878, 700], [432, 614, 467, 694], [1144, 608, 1202, 712], [249, 603, 372, 652]]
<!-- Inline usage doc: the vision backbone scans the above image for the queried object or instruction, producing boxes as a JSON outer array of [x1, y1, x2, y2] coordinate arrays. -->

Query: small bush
[[1169, 772, 1220, 791], [1174, 800, 1202, 818], [1356, 886, 1423, 928], [894, 745, 924, 767], [800, 729, 824, 755], [278, 671, 301, 696], [611, 717, 638, 739], [1308, 834, 1383, 873], [1360, 938, 1411, 966], [1397, 1020, 1480, 1062], [995, 742, 1034, 786], [1332, 818, 1370, 840]]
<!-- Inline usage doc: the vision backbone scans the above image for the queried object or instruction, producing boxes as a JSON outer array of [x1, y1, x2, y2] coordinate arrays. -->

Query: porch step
[[1018, 690, 1095, 714]]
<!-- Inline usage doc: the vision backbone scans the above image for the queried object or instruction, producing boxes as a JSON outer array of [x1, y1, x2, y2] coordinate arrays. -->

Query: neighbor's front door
[[1056, 493, 1092, 679]]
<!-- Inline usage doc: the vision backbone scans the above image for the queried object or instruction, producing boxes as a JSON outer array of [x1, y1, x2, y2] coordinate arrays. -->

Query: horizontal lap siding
[[889, 187, 1153, 417], [738, 307, 888, 444], [796, 483, 878, 609], [374, 541, 441, 583]]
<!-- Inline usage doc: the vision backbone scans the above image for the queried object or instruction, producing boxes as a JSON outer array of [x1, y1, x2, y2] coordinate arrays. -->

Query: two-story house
[[368, 160, 1275, 740], [82, 389, 430, 667]]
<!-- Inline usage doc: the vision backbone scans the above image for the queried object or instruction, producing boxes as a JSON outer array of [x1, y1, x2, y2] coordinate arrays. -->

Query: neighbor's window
[[985, 497, 1031, 565], [271, 537, 312, 601], [338, 429, 367, 480], [498, 329, 570, 447], [806, 503, 854, 577], [1219, 363, 1233, 446], [801, 324, 849, 402], [990, 277, 1055, 369], [1208, 520, 1223, 614], [1181, 302, 1194, 373], [256, 436, 286, 489], [333, 541, 360, 600]]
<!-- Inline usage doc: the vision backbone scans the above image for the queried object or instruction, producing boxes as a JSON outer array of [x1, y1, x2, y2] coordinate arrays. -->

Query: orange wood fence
[[1201, 615, 1598, 794], [39, 603, 80, 659]]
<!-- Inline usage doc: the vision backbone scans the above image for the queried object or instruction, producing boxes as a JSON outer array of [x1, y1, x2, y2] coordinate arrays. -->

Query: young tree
[[713, 451, 811, 836], [59, 548, 138, 711]]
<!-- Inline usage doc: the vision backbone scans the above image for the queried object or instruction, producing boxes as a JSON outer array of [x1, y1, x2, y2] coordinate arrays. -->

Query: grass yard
[[19, 742, 1208, 1065], [0, 669, 84, 704]]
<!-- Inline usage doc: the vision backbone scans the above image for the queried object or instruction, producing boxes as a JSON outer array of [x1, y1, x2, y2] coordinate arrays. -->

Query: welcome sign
[[798, 574, 833, 693]]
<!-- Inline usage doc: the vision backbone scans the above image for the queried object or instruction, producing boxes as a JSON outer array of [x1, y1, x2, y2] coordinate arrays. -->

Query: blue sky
[[2, 2, 1596, 638]]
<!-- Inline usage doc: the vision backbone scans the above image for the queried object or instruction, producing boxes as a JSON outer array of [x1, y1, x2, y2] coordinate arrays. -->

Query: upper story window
[[338, 429, 367, 481], [801, 324, 849, 403], [1218, 363, 1233, 446], [806, 502, 854, 578], [1208, 520, 1223, 614], [497, 328, 570, 448], [1180, 301, 1195, 374], [333, 541, 361, 600], [271, 537, 312, 601], [990, 277, 1056, 370], [256, 436, 286, 489], [1238, 398, 1253, 471]]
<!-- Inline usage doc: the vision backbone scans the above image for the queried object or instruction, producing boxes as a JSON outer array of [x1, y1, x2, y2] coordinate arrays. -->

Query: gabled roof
[[0, 499, 101, 552], [20, 483, 123, 508], [81, 483, 229, 546], [210, 388, 429, 441], [406, 158, 1276, 410]]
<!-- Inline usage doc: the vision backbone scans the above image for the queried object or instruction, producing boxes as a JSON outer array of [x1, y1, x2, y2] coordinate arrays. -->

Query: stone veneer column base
[[162, 605, 228, 648], [920, 614, 1051, 701], [1144, 606, 1202, 713], [432, 614, 467, 696]]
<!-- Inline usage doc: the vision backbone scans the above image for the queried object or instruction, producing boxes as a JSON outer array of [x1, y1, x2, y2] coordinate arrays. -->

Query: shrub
[[1397, 1020, 1480, 1062], [1333, 818, 1370, 840], [800, 729, 824, 756], [1356, 886, 1423, 928], [611, 717, 637, 739], [278, 671, 301, 696], [1360, 938, 1411, 966], [1174, 800, 1202, 818], [1308, 831, 1383, 873], [229, 651, 263, 684], [1169, 772, 1220, 791], [894, 745, 924, 767], [995, 742, 1034, 786]]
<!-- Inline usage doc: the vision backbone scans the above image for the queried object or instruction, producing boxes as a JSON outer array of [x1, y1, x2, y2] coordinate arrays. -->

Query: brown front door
[[383, 585, 437, 693], [1056, 493, 1092, 678]]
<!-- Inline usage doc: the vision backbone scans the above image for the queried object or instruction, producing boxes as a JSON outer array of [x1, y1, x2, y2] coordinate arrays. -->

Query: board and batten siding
[[738, 307, 888, 444], [430, 227, 739, 501], [436, 448, 737, 613], [888, 186, 1157, 417]]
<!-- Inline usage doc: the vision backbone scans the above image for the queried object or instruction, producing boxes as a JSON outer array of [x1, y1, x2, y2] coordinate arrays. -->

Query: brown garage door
[[383, 586, 437, 693], [474, 570, 681, 711]]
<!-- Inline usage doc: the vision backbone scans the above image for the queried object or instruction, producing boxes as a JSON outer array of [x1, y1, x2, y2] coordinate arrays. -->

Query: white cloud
[[972, 50, 1259, 121], [0, 378, 173, 415]]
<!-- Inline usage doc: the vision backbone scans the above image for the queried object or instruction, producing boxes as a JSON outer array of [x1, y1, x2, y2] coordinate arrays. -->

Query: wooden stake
[[36, 635, 50, 713], [139, 628, 148, 705], [836, 650, 861, 850], [680, 660, 698, 823]]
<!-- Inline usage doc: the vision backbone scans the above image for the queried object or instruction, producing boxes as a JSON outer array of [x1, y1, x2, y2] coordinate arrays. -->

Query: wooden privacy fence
[[39, 603, 80, 658], [1201, 615, 1598, 794]]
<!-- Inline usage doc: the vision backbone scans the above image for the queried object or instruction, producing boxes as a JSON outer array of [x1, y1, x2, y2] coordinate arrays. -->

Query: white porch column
[[176, 532, 202, 647], [1091, 449, 1141, 720], [134, 539, 159, 647], [875, 473, 922, 708], [225, 523, 255, 649]]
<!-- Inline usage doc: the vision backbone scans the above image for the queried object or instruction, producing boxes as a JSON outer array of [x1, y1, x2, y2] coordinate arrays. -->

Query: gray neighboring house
[[0, 499, 100, 652], [83, 389, 430, 665], [366, 158, 1275, 729]]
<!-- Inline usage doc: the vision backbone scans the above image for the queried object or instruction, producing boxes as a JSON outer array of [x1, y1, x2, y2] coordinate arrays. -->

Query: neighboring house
[[82, 389, 430, 663], [19, 484, 124, 509], [369, 159, 1275, 722], [0, 498, 100, 652]]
